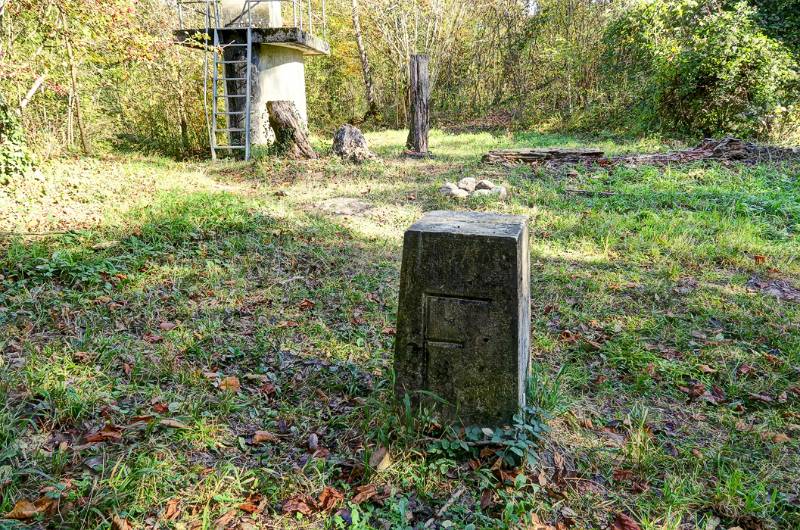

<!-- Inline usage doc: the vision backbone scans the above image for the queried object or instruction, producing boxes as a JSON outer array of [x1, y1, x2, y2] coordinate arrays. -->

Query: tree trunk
[[406, 55, 430, 154], [266, 101, 316, 159], [61, 11, 89, 155], [351, 0, 378, 120]]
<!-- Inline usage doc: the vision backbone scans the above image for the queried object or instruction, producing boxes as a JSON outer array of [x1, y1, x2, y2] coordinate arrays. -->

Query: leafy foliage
[[749, 0, 800, 56], [603, 0, 799, 138], [0, 94, 32, 181], [428, 407, 550, 468]]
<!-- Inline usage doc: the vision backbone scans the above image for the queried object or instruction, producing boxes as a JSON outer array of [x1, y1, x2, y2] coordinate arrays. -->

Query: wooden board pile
[[483, 138, 800, 167], [482, 147, 605, 165]]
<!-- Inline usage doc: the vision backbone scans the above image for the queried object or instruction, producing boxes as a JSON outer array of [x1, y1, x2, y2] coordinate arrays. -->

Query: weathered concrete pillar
[[255, 46, 308, 134], [394, 211, 531, 427], [222, 43, 308, 147]]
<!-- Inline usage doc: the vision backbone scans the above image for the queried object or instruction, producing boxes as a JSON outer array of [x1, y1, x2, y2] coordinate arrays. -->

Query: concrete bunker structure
[[175, 1, 329, 158]]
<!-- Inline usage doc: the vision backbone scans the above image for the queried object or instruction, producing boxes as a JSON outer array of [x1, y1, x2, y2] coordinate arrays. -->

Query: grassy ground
[[1, 130, 799, 529]]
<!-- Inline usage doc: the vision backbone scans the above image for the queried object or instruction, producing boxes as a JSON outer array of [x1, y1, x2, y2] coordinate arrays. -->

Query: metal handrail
[[175, 0, 327, 39]]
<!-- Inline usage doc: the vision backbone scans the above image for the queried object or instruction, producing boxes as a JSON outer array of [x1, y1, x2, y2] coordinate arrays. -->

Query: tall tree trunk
[[351, 0, 378, 120]]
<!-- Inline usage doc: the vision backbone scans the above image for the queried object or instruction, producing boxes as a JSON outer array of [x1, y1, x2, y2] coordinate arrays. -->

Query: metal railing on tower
[[173, 0, 327, 160]]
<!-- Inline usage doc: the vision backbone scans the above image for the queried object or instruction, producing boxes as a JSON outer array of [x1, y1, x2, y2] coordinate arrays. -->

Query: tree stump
[[332, 124, 374, 163], [406, 55, 430, 155], [266, 101, 317, 159]]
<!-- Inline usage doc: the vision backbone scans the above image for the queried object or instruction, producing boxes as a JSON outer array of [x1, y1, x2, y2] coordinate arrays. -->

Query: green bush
[[604, 0, 800, 138], [0, 94, 32, 182]]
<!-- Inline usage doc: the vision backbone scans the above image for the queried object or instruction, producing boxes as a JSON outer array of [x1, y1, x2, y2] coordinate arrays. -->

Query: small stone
[[457, 177, 477, 192], [440, 183, 469, 199], [473, 186, 508, 200], [440, 182, 459, 195], [476, 179, 495, 190]]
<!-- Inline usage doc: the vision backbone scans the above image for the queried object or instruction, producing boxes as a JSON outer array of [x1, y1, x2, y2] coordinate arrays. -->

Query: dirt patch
[[317, 197, 373, 217], [747, 276, 800, 303]]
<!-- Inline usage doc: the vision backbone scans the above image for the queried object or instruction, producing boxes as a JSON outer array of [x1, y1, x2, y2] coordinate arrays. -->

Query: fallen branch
[[483, 147, 604, 165], [19, 74, 46, 111], [484, 138, 800, 168], [424, 486, 466, 528]]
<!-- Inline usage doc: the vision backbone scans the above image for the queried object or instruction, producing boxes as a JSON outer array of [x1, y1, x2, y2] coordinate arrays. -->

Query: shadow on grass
[[1, 185, 798, 528]]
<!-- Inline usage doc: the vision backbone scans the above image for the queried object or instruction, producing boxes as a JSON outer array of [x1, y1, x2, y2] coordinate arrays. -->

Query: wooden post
[[406, 55, 430, 155]]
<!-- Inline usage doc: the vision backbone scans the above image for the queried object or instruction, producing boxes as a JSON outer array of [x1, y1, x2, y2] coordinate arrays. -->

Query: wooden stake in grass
[[406, 55, 430, 155]]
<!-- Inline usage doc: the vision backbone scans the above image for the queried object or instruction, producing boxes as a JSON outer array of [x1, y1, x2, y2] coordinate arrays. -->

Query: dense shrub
[[0, 94, 32, 182], [604, 0, 799, 139]]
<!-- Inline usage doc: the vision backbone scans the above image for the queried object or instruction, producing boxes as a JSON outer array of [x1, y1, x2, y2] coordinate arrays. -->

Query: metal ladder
[[207, 0, 256, 160]]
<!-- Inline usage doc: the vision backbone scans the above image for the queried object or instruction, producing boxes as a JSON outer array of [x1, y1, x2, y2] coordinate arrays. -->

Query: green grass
[[1, 130, 799, 529]]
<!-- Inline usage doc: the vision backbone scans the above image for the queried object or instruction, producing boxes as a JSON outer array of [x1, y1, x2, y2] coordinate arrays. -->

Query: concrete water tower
[[175, 0, 330, 159]]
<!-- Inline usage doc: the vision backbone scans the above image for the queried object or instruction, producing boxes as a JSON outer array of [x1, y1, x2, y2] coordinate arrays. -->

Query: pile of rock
[[439, 178, 508, 200]]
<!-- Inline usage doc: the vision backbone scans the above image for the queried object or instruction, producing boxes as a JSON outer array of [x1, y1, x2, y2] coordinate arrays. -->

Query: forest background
[[1, 0, 799, 174]]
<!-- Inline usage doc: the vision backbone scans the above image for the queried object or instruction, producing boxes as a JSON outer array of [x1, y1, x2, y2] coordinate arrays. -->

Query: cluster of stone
[[440, 178, 508, 200]]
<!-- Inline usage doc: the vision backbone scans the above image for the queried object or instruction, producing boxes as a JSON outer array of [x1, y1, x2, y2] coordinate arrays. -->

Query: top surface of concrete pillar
[[394, 210, 531, 427], [219, 0, 282, 27]]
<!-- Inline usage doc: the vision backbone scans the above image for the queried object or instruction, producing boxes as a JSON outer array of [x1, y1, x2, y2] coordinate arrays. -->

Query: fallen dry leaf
[[753, 255, 767, 264], [238, 502, 260, 514], [698, 364, 716, 374], [299, 299, 315, 311], [5, 499, 40, 520], [369, 446, 392, 472], [152, 402, 169, 414], [252, 431, 278, 444], [611, 513, 641, 530], [318, 486, 344, 511], [219, 376, 241, 392], [678, 382, 706, 399], [771, 433, 791, 444], [351, 484, 378, 504], [282, 494, 316, 515], [749, 392, 773, 403], [159, 419, 189, 430], [480, 489, 494, 510], [85, 424, 123, 444], [278, 320, 300, 328], [213, 509, 237, 529], [163, 499, 181, 521], [738, 363, 756, 376], [112, 514, 133, 530]]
